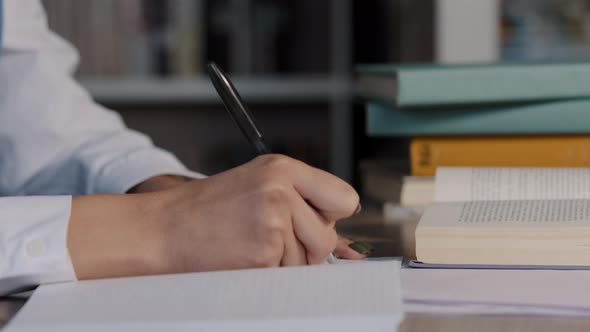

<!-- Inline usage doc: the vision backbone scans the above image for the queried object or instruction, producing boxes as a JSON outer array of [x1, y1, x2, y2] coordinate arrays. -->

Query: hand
[[127, 175, 190, 193], [335, 237, 373, 260], [129, 176, 369, 260], [67, 155, 360, 279]]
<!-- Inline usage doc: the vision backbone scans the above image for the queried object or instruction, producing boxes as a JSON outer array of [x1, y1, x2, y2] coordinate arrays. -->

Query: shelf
[[80, 76, 353, 105]]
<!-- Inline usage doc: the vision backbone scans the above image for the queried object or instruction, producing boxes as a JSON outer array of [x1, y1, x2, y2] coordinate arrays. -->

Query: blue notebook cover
[[367, 99, 590, 136]]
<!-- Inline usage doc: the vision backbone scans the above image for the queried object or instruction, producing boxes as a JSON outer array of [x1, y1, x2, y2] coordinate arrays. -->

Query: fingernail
[[348, 241, 374, 255], [354, 203, 362, 215]]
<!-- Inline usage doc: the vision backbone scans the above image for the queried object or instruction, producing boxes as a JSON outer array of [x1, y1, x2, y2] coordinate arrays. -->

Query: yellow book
[[410, 136, 590, 176]]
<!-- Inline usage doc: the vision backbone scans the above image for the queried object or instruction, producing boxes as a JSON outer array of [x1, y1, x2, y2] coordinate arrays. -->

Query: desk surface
[[1, 298, 589, 332], [2, 210, 589, 331]]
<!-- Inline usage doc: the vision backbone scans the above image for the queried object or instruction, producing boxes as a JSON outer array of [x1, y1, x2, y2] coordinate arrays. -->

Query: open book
[[415, 167, 590, 267], [5, 261, 403, 332]]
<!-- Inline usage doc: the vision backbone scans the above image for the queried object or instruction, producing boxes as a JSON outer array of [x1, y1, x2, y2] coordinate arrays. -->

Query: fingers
[[292, 162, 360, 221], [251, 155, 359, 266], [334, 236, 368, 260], [288, 188, 338, 264], [280, 222, 308, 266], [256, 155, 360, 221]]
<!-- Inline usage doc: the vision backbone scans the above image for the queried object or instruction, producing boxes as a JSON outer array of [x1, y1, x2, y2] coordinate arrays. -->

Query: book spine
[[399, 64, 590, 106], [360, 62, 590, 107], [170, 0, 205, 76], [367, 99, 590, 137], [410, 136, 590, 176], [435, 0, 499, 64]]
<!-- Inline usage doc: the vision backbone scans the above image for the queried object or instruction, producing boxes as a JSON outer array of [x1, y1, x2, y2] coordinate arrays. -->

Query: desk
[[400, 314, 590, 331], [1, 298, 589, 332], [339, 210, 590, 332], [1, 210, 589, 331]]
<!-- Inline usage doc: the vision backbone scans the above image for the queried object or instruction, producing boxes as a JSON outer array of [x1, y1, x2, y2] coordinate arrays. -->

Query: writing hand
[[67, 154, 360, 279]]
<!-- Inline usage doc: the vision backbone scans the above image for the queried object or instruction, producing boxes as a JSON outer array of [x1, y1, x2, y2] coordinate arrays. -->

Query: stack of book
[[357, 61, 590, 213]]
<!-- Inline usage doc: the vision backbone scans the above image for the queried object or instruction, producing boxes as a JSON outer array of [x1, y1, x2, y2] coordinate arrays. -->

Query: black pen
[[207, 61, 338, 264], [207, 62, 270, 155]]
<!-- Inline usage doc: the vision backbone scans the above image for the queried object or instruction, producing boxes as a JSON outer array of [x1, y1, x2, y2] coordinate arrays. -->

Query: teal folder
[[366, 99, 590, 136], [358, 62, 590, 107]]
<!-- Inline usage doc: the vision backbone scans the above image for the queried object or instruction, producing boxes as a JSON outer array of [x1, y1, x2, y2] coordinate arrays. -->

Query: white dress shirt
[[0, 0, 203, 295]]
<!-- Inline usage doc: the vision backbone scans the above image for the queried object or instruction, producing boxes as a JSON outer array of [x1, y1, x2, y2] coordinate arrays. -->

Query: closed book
[[410, 135, 590, 176], [367, 99, 590, 137], [357, 62, 590, 107]]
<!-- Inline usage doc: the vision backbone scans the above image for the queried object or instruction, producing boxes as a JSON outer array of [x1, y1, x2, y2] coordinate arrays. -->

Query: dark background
[[42, 0, 588, 193]]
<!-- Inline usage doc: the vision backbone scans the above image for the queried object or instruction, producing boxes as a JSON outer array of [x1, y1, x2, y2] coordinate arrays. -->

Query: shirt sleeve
[[0, 196, 75, 295], [0, 0, 205, 197], [0, 0, 205, 294]]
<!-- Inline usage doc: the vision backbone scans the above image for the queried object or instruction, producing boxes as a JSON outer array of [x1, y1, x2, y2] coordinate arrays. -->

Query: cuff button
[[26, 239, 47, 258]]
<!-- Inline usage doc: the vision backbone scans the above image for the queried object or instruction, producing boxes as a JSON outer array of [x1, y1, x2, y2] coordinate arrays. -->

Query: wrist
[[67, 193, 167, 279], [128, 175, 191, 193]]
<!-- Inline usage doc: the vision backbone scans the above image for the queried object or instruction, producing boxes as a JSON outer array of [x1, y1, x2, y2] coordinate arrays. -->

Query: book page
[[402, 268, 590, 316], [419, 199, 590, 227], [5, 261, 403, 332], [434, 167, 590, 202]]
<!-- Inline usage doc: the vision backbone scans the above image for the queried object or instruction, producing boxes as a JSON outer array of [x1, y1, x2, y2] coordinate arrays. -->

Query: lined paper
[[5, 261, 403, 332]]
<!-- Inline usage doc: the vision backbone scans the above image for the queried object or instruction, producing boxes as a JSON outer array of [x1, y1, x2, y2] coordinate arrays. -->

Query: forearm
[[67, 193, 165, 280]]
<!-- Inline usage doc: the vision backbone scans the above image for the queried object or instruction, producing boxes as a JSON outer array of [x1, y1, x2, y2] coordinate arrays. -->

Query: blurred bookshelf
[[81, 77, 352, 105], [41, 0, 441, 197], [49, 0, 590, 194], [42, 0, 354, 179], [435, 0, 590, 64], [500, 0, 590, 61]]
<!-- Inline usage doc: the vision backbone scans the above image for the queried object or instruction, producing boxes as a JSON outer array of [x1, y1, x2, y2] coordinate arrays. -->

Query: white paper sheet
[[402, 268, 590, 316], [5, 261, 404, 332], [434, 167, 590, 202]]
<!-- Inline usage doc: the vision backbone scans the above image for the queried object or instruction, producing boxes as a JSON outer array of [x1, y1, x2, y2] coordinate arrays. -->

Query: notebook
[[4, 261, 403, 332]]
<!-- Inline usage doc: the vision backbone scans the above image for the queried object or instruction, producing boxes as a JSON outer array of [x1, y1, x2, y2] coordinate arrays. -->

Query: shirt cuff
[[0, 196, 76, 295], [93, 148, 206, 194]]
